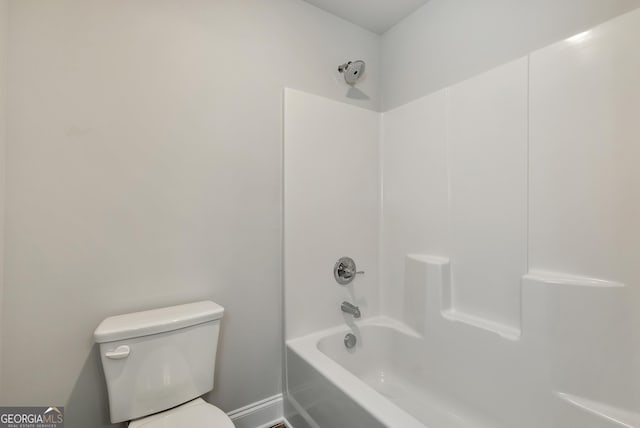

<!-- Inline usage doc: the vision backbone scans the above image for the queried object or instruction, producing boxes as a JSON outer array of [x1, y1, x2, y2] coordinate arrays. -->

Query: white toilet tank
[[94, 301, 225, 424]]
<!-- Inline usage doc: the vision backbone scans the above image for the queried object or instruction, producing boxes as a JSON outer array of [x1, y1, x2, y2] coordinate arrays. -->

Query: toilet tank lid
[[94, 301, 224, 343]]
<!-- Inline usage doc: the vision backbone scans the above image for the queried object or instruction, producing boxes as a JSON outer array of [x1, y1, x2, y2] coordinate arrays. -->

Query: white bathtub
[[285, 317, 505, 428]]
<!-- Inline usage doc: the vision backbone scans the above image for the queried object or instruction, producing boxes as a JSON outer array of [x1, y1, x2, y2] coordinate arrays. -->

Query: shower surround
[[284, 9, 640, 428]]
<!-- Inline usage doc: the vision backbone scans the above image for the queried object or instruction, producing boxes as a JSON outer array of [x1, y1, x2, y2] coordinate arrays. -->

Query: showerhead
[[338, 60, 365, 85]]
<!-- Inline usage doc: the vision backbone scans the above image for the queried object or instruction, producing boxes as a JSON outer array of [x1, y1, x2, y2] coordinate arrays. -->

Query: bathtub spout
[[341, 301, 361, 318]]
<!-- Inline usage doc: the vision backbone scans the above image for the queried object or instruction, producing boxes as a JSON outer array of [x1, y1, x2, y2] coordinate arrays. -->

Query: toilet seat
[[129, 398, 235, 428]]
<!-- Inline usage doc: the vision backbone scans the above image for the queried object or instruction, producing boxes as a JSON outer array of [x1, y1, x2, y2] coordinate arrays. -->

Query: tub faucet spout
[[341, 301, 361, 319]]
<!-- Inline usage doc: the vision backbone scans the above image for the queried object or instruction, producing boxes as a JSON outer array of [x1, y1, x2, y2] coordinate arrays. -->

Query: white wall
[[446, 58, 528, 329], [379, 10, 640, 424], [284, 89, 380, 340], [529, 14, 640, 284], [1, 1, 380, 426], [382, 8, 640, 331], [529, 11, 640, 411], [382, 57, 528, 333], [381, 0, 640, 110], [380, 91, 448, 323], [0, 0, 7, 401]]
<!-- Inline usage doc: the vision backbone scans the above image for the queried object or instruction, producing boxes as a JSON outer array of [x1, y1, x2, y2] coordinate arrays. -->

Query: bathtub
[[285, 316, 504, 428]]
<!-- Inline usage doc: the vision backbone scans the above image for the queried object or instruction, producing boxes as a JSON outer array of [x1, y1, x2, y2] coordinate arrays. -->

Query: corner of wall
[[378, 0, 640, 111], [0, 0, 9, 400]]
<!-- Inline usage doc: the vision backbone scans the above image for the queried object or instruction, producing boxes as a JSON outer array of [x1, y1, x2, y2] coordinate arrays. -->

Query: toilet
[[94, 301, 235, 427]]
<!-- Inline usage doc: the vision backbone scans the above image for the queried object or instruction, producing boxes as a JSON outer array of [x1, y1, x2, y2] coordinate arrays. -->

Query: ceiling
[[302, 0, 429, 34]]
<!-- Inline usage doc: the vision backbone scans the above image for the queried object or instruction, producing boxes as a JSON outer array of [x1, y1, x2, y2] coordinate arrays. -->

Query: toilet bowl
[[128, 398, 234, 428], [94, 301, 234, 427]]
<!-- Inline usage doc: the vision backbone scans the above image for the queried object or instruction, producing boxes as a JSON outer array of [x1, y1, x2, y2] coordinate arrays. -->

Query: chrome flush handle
[[105, 345, 130, 360]]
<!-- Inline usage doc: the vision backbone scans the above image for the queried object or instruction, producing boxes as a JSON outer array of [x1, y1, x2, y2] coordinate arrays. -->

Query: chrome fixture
[[341, 301, 361, 319], [344, 333, 357, 349], [338, 60, 366, 85], [334, 257, 364, 285]]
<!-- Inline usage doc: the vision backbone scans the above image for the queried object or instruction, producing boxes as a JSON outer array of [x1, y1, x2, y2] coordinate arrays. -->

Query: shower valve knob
[[334, 257, 364, 285]]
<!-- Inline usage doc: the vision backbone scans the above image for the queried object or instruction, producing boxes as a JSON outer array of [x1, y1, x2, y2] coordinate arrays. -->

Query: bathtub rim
[[286, 315, 426, 428]]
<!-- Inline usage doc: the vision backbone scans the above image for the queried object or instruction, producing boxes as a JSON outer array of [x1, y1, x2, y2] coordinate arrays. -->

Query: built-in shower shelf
[[556, 392, 640, 428], [441, 309, 521, 341], [404, 254, 523, 341], [523, 271, 625, 288], [405, 252, 631, 343]]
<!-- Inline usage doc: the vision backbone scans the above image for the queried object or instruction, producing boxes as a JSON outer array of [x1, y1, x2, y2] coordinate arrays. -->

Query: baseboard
[[227, 393, 284, 428]]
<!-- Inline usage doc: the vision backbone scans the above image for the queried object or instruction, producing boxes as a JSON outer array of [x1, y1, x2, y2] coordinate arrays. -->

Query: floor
[[269, 424, 286, 428]]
